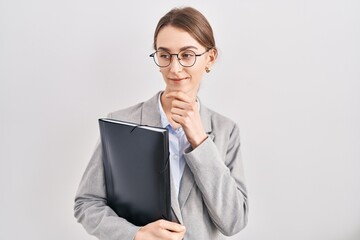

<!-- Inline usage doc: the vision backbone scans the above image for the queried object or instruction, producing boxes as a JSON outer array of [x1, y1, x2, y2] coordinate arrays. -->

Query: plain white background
[[1, 0, 359, 239]]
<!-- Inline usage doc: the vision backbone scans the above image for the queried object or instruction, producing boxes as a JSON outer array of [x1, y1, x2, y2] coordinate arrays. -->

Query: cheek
[[190, 65, 205, 78], [194, 61, 207, 74], [159, 68, 167, 76], [187, 69, 204, 82]]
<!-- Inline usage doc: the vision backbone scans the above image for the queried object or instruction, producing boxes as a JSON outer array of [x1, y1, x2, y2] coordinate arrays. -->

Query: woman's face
[[156, 26, 215, 97]]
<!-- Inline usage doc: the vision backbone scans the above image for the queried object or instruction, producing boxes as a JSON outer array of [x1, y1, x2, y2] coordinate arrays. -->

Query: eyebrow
[[157, 46, 199, 51]]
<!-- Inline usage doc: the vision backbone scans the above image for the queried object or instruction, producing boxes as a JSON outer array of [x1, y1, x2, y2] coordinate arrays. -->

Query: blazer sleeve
[[184, 123, 249, 236], [74, 141, 141, 240]]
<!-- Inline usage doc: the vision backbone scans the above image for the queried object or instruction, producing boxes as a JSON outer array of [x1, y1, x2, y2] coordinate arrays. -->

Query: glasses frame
[[149, 48, 210, 68]]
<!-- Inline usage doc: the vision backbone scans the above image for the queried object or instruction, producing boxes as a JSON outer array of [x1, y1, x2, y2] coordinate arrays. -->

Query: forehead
[[156, 26, 202, 51]]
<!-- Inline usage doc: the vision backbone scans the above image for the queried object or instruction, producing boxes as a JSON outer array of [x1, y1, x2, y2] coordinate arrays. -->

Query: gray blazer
[[74, 92, 248, 240]]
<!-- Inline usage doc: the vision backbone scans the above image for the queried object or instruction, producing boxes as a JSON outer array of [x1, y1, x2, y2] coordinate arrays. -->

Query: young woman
[[74, 7, 248, 240]]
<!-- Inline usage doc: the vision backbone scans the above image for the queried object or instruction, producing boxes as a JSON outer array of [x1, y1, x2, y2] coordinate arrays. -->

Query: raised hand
[[164, 91, 207, 148]]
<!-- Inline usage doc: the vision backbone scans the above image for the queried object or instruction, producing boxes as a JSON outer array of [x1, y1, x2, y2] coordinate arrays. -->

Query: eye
[[180, 51, 195, 59], [157, 51, 171, 59]]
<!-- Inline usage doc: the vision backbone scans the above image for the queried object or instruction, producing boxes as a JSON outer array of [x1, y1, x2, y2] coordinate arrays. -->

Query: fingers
[[163, 90, 206, 148], [171, 99, 191, 111], [165, 92, 197, 114], [158, 219, 186, 233], [134, 220, 186, 240], [165, 91, 197, 122]]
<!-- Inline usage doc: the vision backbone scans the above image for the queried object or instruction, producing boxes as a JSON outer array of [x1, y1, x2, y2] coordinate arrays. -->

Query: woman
[[74, 7, 248, 240]]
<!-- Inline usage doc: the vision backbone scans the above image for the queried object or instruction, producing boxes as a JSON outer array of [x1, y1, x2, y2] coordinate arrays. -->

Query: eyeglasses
[[149, 49, 210, 67]]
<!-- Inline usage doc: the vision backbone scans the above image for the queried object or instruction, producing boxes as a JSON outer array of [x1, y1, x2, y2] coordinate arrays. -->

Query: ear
[[206, 48, 217, 69]]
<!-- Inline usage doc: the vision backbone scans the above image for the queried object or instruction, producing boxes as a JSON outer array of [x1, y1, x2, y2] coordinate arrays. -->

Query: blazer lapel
[[178, 101, 214, 210], [140, 94, 215, 221], [178, 164, 195, 210], [140, 92, 183, 223], [170, 173, 183, 223], [140, 92, 162, 127]]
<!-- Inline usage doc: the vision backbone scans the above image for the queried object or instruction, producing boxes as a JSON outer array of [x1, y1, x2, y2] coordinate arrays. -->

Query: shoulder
[[107, 102, 144, 122], [106, 92, 160, 123], [203, 104, 238, 133]]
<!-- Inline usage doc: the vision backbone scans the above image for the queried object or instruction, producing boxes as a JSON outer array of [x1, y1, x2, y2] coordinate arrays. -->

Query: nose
[[169, 55, 183, 73]]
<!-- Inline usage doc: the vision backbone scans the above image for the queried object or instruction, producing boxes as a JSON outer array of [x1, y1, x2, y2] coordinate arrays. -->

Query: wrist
[[190, 134, 208, 149]]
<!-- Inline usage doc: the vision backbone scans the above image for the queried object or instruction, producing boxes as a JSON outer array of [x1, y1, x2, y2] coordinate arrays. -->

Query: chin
[[168, 84, 190, 91]]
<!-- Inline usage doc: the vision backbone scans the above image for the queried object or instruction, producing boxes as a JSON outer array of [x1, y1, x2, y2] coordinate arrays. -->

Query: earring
[[205, 67, 211, 73]]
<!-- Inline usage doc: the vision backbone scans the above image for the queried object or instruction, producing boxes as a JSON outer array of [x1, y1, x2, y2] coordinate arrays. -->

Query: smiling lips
[[169, 77, 188, 82]]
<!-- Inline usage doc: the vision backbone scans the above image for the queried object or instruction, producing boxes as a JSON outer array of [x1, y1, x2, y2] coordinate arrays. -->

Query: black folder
[[98, 118, 171, 226]]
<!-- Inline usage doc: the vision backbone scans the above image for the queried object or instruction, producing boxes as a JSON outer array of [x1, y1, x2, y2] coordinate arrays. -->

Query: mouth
[[169, 77, 188, 82]]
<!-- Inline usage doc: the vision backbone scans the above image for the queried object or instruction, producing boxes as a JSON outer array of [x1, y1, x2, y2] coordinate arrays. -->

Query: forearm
[[184, 137, 248, 235], [74, 142, 140, 240], [74, 196, 140, 240]]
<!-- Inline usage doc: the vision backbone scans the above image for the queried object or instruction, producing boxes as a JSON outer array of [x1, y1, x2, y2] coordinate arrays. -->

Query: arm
[[184, 124, 248, 236], [74, 140, 186, 240], [74, 142, 141, 240], [164, 91, 248, 235]]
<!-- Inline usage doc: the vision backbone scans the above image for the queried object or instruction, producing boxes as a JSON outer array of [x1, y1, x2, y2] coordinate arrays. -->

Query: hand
[[165, 91, 208, 148], [134, 219, 186, 240]]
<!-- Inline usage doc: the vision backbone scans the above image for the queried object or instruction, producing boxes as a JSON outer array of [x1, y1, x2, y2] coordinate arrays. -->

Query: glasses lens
[[178, 50, 196, 67], [155, 51, 171, 67]]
